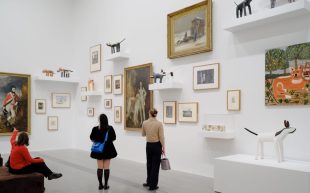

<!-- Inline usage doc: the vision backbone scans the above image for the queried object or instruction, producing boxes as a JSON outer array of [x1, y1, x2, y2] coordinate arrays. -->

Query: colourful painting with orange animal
[[265, 42, 310, 105]]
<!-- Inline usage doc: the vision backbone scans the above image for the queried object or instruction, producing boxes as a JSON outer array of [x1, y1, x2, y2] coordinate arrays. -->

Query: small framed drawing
[[104, 99, 112, 109], [87, 107, 95, 117], [90, 44, 101, 72], [178, 102, 198, 123], [193, 63, 219, 90], [48, 116, 58, 131], [81, 87, 87, 101], [105, 75, 112, 93], [35, 99, 46, 114], [52, 93, 71, 108], [114, 106, 122, 123], [113, 74, 123, 95], [163, 101, 176, 124], [227, 90, 241, 111]]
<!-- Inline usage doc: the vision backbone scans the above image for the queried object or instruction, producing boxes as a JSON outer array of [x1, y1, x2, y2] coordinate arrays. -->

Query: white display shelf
[[224, 0, 310, 32], [203, 131, 235, 139], [34, 76, 79, 84], [148, 82, 182, 90], [81, 90, 104, 96], [105, 52, 129, 62]]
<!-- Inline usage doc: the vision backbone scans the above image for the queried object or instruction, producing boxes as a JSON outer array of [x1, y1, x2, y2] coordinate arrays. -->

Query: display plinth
[[148, 82, 182, 90], [214, 154, 310, 193], [105, 52, 129, 62], [34, 76, 79, 84], [224, 0, 310, 32]]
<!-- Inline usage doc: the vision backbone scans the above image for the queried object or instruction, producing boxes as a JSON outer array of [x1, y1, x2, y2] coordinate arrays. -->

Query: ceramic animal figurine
[[235, 0, 252, 18], [57, 68, 73, 78], [150, 69, 166, 83], [42, 69, 54, 77], [106, 38, 126, 54]]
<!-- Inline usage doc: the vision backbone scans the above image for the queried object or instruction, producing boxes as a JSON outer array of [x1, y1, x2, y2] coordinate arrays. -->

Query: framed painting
[[163, 101, 176, 124], [113, 74, 123, 95], [178, 102, 198, 123], [0, 72, 31, 135], [227, 90, 241, 111], [193, 63, 219, 90], [124, 63, 153, 131], [81, 87, 87, 101], [35, 99, 46, 114], [52, 93, 71, 108], [104, 99, 112, 109], [90, 44, 101, 72], [48, 116, 58, 131], [105, 75, 112, 93], [167, 0, 212, 59], [114, 106, 122, 123], [265, 42, 310, 105], [87, 107, 94, 117]]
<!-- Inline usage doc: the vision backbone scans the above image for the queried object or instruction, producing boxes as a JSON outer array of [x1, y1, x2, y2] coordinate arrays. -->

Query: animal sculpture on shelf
[[244, 120, 296, 162], [57, 68, 73, 78], [150, 69, 166, 83], [270, 0, 295, 8], [42, 69, 54, 77], [235, 0, 252, 18], [106, 38, 126, 54]]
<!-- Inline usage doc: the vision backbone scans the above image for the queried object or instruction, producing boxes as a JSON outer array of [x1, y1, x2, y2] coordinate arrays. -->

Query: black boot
[[103, 169, 110, 190], [97, 169, 103, 190]]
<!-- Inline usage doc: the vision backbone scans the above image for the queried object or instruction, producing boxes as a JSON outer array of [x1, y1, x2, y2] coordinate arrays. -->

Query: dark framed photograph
[[167, 0, 212, 59], [193, 63, 219, 90], [124, 63, 153, 131], [35, 99, 46, 114]]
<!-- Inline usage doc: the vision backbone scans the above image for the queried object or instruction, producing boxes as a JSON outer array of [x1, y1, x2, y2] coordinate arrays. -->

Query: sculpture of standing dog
[[244, 120, 296, 162], [235, 0, 252, 18]]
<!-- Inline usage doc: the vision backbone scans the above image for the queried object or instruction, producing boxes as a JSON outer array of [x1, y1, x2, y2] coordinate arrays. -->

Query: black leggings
[[9, 162, 53, 177]]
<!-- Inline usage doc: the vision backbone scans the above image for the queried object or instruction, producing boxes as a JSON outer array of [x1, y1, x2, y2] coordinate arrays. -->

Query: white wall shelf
[[224, 0, 310, 32], [148, 82, 182, 91], [203, 131, 235, 139], [105, 52, 129, 62], [34, 76, 79, 84], [81, 90, 104, 96]]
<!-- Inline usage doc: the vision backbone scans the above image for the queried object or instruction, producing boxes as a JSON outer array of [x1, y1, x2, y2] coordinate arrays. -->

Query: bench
[[0, 167, 45, 193]]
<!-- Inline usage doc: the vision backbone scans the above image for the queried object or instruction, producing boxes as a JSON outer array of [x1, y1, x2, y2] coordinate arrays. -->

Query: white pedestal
[[214, 154, 310, 193]]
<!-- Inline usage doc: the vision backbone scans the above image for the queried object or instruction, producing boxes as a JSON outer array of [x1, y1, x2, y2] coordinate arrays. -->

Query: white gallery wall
[[0, 0, 309, 178]]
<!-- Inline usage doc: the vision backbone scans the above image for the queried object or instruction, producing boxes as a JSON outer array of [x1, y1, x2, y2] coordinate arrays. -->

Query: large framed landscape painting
[[167, 0, 212, 59], [265, 42, 310, 105], [124, 63, 153, 131], [0, 72, 31, 135]]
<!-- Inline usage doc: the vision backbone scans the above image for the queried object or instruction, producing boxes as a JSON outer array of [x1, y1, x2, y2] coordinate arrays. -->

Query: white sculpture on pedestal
[[244, 120, 296, 162]]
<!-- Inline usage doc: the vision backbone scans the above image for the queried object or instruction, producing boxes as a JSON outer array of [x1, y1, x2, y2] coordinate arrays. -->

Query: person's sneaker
[[143, 183, 149, 187], [149, 186, 159, 191], [48, 173, 62, 180]]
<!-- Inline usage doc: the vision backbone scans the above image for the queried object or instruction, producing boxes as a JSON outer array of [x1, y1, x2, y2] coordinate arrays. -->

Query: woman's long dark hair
[[16, 132, 29, 146], [99, 114, 109, 130]]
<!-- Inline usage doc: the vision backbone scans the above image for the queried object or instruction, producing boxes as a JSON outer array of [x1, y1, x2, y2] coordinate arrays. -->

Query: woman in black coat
[[90, 114, 117, 190]]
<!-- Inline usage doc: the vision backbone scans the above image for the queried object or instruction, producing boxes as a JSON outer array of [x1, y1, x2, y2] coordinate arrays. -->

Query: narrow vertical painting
[[124, 63, 153, 131], [265, 42, 310, 105], [0, 72, 31, 135]]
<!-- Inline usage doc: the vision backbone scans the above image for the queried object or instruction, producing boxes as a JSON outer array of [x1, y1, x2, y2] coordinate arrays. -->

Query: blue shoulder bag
[[91, 130, 109, 153]]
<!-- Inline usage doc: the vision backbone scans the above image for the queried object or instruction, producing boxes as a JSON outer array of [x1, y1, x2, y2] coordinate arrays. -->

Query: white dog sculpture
[[244, 120, 296, 162]]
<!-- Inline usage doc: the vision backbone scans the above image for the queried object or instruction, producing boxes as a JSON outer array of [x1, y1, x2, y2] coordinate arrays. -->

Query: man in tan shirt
[[141, 109, 165, 191]]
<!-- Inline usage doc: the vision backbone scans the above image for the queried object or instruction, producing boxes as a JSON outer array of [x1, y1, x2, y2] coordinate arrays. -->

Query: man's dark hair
[[16, 132, 29, 146]]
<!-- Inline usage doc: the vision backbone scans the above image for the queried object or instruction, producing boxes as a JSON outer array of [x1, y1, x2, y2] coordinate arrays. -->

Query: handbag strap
[[103, 129, 109, 142]]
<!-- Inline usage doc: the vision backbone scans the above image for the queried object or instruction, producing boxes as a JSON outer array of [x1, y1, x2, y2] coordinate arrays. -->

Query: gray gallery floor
[[2, 149, 214, 193]]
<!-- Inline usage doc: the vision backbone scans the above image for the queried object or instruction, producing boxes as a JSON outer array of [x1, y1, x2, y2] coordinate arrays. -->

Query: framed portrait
[[105, 75, 112, 93], [178, 102, 198, 123], [104, 99, 112, 109], [35, 99, 46, 114], [0, 72, 31, 135], [114, 106, 122, 123], [167, 0, 212, 59], [87, 107, 94, 117], [163, 101, 176, 124], [48, 116, 58, 131], [113, 74, 123, 95], [52, 93, 71, 108], [124, 63, 153, 131], [193, 63, 219, 90], [81, 87, 87, 101], [227, 90, 241, 111], [90, 44, 101, 72]]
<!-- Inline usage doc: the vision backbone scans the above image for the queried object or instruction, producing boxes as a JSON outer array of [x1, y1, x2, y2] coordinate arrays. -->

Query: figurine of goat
[[106, 38, 126, 54], [244, 120, 296, 162]]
